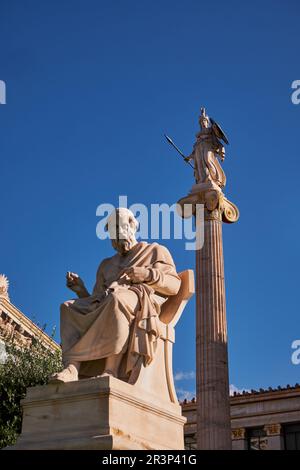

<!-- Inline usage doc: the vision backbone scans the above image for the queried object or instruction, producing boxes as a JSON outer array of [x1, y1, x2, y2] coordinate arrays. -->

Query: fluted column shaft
[[196, 216, 232, 450]]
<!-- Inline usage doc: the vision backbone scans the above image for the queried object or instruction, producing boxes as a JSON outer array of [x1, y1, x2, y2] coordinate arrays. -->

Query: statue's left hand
[[66, 272, 90, 298], [120, 267, 152, 284]]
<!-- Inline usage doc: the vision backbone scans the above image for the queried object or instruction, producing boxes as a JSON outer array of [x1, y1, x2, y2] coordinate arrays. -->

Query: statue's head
[[199, 107, 210, 129], [106, 208, 138, 255]]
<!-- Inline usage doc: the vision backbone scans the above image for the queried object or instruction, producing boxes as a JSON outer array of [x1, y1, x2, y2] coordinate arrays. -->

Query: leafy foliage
[[0, 336, 62, 448]]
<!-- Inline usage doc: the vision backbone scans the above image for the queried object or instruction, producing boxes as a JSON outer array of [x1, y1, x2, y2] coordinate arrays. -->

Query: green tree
[[0, 336, 62, 448]]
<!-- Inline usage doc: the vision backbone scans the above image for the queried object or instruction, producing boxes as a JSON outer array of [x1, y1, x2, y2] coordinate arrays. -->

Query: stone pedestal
[[178, 185, 239, 450], [10, 376, 186, 450]]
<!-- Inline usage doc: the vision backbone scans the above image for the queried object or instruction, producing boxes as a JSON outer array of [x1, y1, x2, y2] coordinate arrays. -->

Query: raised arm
[[66, 272, 90, 298]]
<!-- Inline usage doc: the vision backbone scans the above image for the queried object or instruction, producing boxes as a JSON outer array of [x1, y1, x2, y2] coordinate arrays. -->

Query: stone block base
[[10, 376, 186, 450]]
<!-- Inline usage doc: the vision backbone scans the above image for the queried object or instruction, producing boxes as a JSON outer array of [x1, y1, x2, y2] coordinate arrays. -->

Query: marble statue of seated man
[[50, 207, 181, 383]]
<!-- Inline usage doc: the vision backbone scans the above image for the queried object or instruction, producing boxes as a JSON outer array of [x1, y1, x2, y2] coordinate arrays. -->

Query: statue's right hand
[[66, 272, 85, 294]]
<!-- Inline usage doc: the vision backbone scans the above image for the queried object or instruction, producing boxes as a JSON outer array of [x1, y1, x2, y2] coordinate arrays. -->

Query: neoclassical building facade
[[0, 274, 60, 358], [182, 385, 300, 450]]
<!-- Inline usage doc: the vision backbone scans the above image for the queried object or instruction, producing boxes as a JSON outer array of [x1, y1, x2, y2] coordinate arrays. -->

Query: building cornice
[[0, 296, 60, 352], [181, 384, 300, 408]]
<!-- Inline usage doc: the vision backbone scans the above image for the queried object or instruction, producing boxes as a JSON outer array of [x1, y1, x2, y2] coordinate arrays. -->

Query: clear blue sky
[[1, 0, 300, 398]]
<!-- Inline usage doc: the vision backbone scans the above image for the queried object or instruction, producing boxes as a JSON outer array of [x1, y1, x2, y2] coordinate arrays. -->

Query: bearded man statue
[[50, 208, 181, 383]]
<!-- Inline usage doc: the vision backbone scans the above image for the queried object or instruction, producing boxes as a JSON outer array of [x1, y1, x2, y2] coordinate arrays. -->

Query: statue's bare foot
[[49, 364, 78, 383], [95, 370, 116, 378]]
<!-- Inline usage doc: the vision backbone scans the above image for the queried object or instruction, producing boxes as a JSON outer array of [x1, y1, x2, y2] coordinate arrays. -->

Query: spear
[[164, 134, 194, 169]]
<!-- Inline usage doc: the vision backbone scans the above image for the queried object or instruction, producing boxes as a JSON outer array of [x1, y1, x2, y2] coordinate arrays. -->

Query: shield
[[210, 117, 229, 145]]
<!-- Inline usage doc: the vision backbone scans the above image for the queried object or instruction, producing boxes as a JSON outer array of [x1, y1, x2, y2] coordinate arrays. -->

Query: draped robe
[[60, 242, 181, 379], [192, 128, 226, 187]]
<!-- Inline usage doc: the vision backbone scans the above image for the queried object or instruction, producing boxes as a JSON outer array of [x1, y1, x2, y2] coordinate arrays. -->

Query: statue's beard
[[112, 237, 136, 255]]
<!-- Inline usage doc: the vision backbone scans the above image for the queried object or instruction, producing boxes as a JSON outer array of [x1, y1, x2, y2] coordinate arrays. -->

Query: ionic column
[[178, 188, 239, 450]]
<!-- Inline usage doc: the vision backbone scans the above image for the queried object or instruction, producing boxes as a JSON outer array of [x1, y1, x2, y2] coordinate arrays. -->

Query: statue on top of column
[[185, 107, 229, 189], [176, 106, 239, 224]]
